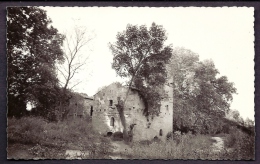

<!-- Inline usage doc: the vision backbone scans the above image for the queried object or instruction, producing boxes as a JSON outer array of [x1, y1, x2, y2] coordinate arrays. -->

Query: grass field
[[7, 116, 113, 159], [7, 116, 254, 160]]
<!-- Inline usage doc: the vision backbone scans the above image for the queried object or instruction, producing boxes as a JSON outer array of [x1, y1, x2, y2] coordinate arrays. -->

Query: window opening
[[110, 117, 115, 126], [90, 106, 93, 116], [109, 100, 113, 106], [159, 129, 163, 136]]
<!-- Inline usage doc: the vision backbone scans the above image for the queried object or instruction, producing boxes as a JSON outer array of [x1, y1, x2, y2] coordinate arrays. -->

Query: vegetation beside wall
[[8, 116, 113, 159], [124, 130, 254, 160]]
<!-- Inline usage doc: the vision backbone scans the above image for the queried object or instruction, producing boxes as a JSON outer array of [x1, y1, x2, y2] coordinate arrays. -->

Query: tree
[[109, 23, 172, 140], [245, 117, 254, 128], [54, 26, 94, 120], [169, 47, 237, 134], [7, 7, 65, 118], [226, 109, 247, 126], [57, 26, 94, 91]]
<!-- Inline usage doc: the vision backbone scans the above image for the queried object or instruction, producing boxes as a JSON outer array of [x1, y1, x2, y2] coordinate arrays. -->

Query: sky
[[41, 7, 254, 120]]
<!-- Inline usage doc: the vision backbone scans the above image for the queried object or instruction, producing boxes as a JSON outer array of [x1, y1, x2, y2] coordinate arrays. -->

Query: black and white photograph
[[6, 6, 255, 160]]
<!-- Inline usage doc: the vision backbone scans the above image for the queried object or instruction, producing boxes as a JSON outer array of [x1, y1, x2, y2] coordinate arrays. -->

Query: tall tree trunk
[[116, 97, 129, 141], [117, 62, 142, 141]]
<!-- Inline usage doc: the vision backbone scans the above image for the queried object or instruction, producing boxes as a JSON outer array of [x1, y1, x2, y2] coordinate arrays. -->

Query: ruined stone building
[[67, 93, 93, 119], [89, 81, 174, 142]]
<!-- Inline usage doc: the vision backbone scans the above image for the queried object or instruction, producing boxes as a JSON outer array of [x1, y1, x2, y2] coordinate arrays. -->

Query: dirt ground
[[7, 143, 32, 159], [109, 140, 132, 159]]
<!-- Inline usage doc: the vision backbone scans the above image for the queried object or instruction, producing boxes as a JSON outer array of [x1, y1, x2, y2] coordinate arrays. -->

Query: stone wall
[[67, 93, 93, 119], [91, 82, 173, 142]]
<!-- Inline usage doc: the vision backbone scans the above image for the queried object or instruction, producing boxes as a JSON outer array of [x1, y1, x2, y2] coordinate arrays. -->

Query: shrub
[[224, 126, 255, 160], [166, 131, 172, 140], [238, 132, 254, 159], [224, 127, 238, 148], [8, 116, 48, 144], [222, 124, 230, 134], [28, 144, 67, 159], [166, 131, 183, 145], [8, 116, 113, 159]]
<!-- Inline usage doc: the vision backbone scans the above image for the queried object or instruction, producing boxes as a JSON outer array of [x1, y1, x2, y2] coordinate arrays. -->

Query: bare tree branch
[[56, 26, 94, 91], [70, 81, 82, 90], [56, 66, 67, 80]]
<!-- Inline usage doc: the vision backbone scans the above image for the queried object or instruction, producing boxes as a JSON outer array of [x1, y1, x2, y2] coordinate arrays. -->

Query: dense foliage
[[8, 116, 113, 159], [7, 7, 65, 118], [124, 129, 254, 160], [168, 48, 237, 134], [110, 23, 172, 116], [109, 23, 172, 140]]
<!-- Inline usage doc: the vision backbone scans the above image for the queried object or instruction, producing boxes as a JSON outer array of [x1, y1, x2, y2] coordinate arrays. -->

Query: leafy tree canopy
[[7, 7, 65, 118], [169, 47, 237, 134], [110, 23, 172, 116], [109, 23, 172, 141]]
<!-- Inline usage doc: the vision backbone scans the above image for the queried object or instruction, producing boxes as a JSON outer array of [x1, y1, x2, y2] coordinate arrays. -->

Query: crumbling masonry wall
[[90, 82, 173, 141]]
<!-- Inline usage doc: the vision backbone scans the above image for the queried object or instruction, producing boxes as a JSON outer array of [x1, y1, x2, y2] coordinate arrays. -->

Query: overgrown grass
[[123, 131, 254, 160], [8, 116, 254, 160], [8, 116, 113, 159], [125, 132, 217, 159], [222, 127, 255, 160]]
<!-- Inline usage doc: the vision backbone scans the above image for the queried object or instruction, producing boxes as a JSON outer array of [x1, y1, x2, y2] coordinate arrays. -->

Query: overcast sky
[[41, 7, 254, 120]]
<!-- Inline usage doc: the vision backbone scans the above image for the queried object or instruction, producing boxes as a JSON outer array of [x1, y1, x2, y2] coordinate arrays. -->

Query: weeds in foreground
[[223, 127, 255, 160], [8, 116, 113, 159], [8, 116, 254, 160], [124, 131, 254, 160]]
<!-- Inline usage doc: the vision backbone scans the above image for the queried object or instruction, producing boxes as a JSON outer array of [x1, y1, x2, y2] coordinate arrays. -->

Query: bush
[[8, 116, 113, 159], [166, 131, 184, 145], [8, 116, 48, 144], [166, 131, 172, 140], [222, 124, 230, 134], [224, 127, 255, 160], [224, 127, 238, 148], [238, 133, 254, 159]]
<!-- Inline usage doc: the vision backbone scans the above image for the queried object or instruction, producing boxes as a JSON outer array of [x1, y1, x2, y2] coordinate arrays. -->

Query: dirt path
[[110, 141, 131, 159], [211, 137, 224, 152], [65, 141, 131, 159]]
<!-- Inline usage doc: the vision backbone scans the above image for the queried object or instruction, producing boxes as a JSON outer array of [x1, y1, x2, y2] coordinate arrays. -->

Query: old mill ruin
[[72, 79, 174, 142]]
